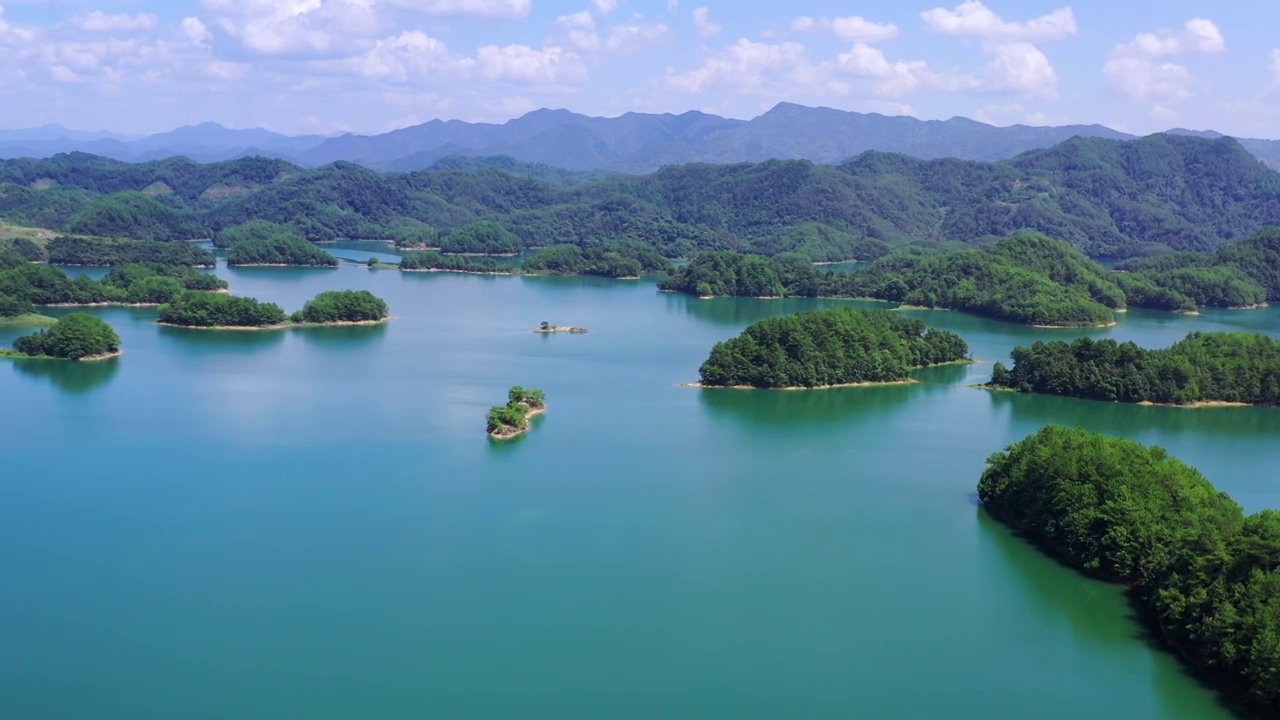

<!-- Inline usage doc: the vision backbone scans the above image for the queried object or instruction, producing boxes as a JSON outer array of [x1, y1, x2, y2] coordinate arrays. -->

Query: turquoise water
[[2, 263, 1277, 719]]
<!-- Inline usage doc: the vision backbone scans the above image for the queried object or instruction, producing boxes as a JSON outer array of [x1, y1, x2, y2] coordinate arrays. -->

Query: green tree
[[13, 313, 120, 359]]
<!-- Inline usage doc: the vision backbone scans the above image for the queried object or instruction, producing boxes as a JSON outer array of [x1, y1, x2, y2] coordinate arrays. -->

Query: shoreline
[[158, 317, 391, 331], [400, 268, 515, 276], [1030, 321, 1118, 329], [977, 385, 1265, 409], [682, 379, 921, 391], [533, 326, 588, 334], [227, 263, 339, 269], [0, 348, 122, 362]]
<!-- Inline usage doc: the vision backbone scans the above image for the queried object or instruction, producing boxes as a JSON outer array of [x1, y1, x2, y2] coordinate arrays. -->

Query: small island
[[487, 386, 547, 439], [533, 321, 588, 334], [291, 290, 390, 325], [3, 313, 121, 361], [218, 221, 339, 267], [399, 251, 512, 275], [978, 426, 1280, 717], [159, 289, 391, 329], [0, 261, 228, 307], [46, 236, 215, 267], [988, 332, 1280, 406], [696, 307, 969, 389]]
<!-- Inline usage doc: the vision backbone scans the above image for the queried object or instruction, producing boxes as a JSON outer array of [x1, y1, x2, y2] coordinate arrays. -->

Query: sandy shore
[[682, 380, 920, 390], [0, 349, 122, 361], [159, 317, 391, 330], [1031, 321, 1118, 329], [400, 268, 515, 276], [1138, 400, 1257, 409], [228, 263, 338, 268], [489, 406, 546, 439]]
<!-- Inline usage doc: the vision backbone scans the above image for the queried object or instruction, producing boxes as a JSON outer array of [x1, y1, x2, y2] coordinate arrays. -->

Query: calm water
[[2, 263, 1278, 719]]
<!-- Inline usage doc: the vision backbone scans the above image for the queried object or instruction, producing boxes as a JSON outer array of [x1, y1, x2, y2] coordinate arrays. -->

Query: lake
[[2, 262, 1277, 719]]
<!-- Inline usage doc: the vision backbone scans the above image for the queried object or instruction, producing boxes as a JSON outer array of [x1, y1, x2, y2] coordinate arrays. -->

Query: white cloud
[[790, 16, 899, 44], [1104, 19, 1225, 105], [920, 1, 1077, 42], [1113, 18, 1226, 57], [343, 31, 473, 82], [591, 0, 619, 14], [179, 17, 212, 45], [203, 0, 382, 55], [693, 7, 721, 40], [605, 19, 673, 54], [986, 42, 1057, 99], [667, 0, 678, 10], [476, 44, 587, 86], [836, 43, 931, 97], [387, 0, 532, 18], [557, 11, 599, 52], [666, 39, 819, 95], [66, 12, 160, 33]]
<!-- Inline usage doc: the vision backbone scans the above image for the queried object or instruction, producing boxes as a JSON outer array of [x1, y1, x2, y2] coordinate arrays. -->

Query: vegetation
[[698, 307, 969, 388], [399, 251, 509, 273], [213, 219, 300, 249], [46, 236, 215, 267], [102, 263, 228, 293], [523, 243, 672, 278], [437, 221, 522, 255], [989, 332, 1280, 405], [3, 135, 1280, 265], [291, 290, 389, 324], [10, 313, 120, 360], [225, 233, 337, 267], [158, 291, 288, 328], [0, 264, 124, 305], [978, 427, 1280, 716], [487, 386, 547, 438]]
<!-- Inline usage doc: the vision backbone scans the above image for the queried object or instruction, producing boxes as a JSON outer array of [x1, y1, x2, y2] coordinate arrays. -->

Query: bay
[[1, 262, 1277, 719]]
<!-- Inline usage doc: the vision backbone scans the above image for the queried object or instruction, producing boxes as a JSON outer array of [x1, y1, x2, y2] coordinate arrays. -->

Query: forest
[[978, 426, 1280, 716], [291, 290, 389, 324], [698, 307, 969, 388], [522, 242, 671, 278], [9, 313, 120, 360], [399, 251, 510, 273], [0, 261, 226, 307], [988, 332, 1280, 405], [157, 291, 288, 328], [45, 236, 215, 267], [487, 386, 547, 438], [1, 134, 1279, 262], [219, 222, 338, 267]]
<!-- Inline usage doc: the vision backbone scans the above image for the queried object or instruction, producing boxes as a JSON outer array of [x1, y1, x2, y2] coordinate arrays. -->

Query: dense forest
[[157, 291, 288, 328], [10, 313, 120, 360], [46, 236, 214, 267], [978, 427, 1280, 716], [0, 262, 224, 306], [522, 242, 671, 278], [291, 290, 389, 324], [398, 251, 510, 273], [989, 332, 1280, 405], [698, 307, 969, 388], [1, 134, 1279, 261], [218, 222, 338, 267]]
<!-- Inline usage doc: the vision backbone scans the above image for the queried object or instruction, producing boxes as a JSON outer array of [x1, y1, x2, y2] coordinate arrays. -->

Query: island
[[695, 307, 969, 389], [158, 291, 289, 329], [522, 243, 672, 279], [486, 386, 547, 439], [4, 313, 121, 361], [46, 236, 215, 267], [988, 332, 1280, 406], [437, 221, 523, 256], [978, 426, 1280, 717], [218, 221, 338, 267], [533, 322, 588, 334], [0, 292, 54, 326], [291, 290, 389, 325], [0, 261, 229, 307], [399, 251, 512, 275]]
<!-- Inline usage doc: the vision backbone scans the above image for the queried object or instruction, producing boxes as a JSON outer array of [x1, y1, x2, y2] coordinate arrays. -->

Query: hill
[[0, 134, 1278, 258]]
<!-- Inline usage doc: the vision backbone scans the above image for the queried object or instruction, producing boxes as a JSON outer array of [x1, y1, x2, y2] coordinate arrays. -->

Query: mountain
[[2, 134, 1277, 259], [3, 105, 1278, 172]]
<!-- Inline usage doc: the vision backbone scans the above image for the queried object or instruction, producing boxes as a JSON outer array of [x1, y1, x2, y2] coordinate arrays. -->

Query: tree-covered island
[[159, 289, 391, 329], [3, 313, 121, 361], [46, 236, 215, 267], [291, 290, 390, 325], [978, 427, 1280, 716], [696, 307, 969, 389], [0, 260, 228, 307], [988, 332, 1280, 406], [399, 251, 512, 274], [487, 386, 547, 439], [217, 221, 338, 267]]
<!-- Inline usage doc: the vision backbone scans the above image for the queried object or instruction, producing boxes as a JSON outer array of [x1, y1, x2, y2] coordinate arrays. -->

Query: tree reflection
[[10, 357, 120, 394]]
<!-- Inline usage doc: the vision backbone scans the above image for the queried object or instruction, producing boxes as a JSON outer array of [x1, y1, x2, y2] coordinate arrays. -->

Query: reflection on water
[[986, 388, 1280, 439], [697, 381, 930, 428], [663, 292, 890, 327], [157, 324, 288, 352], [910, 362, 971, 386], [293, 322, 389, 350], [9, 357, 120, 394]]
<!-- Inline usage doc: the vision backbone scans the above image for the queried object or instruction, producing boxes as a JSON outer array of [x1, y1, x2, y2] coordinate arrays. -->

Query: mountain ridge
[[3, 104, 1278, 172]]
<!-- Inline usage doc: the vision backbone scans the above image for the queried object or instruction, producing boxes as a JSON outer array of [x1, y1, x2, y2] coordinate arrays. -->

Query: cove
[[1, 262, 1278, 719]]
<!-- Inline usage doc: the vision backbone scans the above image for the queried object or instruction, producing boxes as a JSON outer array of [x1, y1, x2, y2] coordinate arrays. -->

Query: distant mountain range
[[1, 104, 1278, 172]]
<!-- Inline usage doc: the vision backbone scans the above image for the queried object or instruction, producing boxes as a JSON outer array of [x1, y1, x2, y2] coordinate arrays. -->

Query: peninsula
[[979, 427, 1280, 718], [696, 307, 969, 389], [487, 386, 547, 439]]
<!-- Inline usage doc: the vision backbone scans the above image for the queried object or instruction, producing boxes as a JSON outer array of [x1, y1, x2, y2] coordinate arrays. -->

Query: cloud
[[476, 44, 587, 86], [605, 18, 673, 54], [387, 0, 532, 18], [66, 12, 160, 33], [1103, 19, 1225, 105], [341, 31, 473, 82], [557, 10, 599, 52], [792, 16, 900, 44], [1112, 18, 1226, 57], [920, 1, 1076, 42], [985, 42, 1057, 99], [693, 7, 721, 40], [203, 0, 382, 55], [666, 39, 820, 95], [835, 43, 965, 97], [591, 0, 619, 13]]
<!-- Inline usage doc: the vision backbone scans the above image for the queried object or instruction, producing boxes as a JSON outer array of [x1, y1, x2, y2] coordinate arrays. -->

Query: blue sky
[[0, 0, 1276, 138]]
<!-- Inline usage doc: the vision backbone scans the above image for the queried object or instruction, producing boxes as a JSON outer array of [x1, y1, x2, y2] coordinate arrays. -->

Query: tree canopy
[[225, 233, 338, 267], [698, 307, 969, 388], [46, 236, 215, 267], [979, 427, 1280, 715], [291, 290, 389, 324], [12, 312, 120, 359], [989, 332, 1280, 405], [158, 291, 288, 327]]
